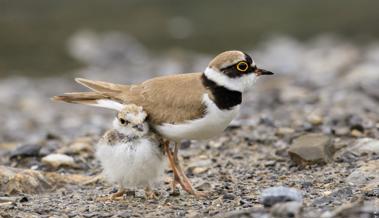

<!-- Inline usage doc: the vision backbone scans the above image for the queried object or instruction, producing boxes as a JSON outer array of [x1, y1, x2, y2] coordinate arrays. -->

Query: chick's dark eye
[[119, 118, 127, 125], [236, 61, 249, 72]]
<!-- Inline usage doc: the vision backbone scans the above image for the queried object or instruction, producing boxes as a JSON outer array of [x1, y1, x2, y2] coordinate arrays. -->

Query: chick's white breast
[[96, 135, 166, 188]]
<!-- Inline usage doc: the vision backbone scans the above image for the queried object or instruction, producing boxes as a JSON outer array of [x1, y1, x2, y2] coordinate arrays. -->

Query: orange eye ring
[[237, 61, 249, 72]]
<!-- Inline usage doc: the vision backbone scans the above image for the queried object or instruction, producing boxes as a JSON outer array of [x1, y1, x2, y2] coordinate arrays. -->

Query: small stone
[[261, 186, 303, 208], [307, 114, 323, 125], [10, 143, 42, 158], [196, 182, 212, 191], [288, 133, 334, 165], [208, 140, 223, 148], [270, 201, 303, 218], [349, 138, 379, 155], [190, 167, 208, 175], [41, 154, 76, 169], [276, 127, 295, 136], [223, 193, 236, 200], [350, 129, 363, 137]]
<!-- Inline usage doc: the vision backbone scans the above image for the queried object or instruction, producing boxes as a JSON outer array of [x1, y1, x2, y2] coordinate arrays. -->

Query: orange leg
[[173, 142, 207, 198], [163, 141, 182, 194], [163, 140, 207, 198]]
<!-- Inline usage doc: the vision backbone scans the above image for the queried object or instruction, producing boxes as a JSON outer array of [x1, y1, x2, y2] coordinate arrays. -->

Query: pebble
[[41, 154, 76, 169], [307, 114, 323, 125], [260, 186, 303, 208], [288, 133, 334, 165], [10, 143, 42, 158], [223, 193, 236, 200], [350, 129, 363, 137], [276, 127, 295, 136], [196, 182, 212, 191], [191, 167, 208, 174]]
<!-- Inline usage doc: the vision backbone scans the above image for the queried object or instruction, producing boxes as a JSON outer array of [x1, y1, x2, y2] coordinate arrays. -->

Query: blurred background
[[1, 0, 379, 142], [1, 0, 379, 77]]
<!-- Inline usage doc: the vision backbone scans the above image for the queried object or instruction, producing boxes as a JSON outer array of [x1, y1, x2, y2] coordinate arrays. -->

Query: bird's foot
[[144, 186, 158, 200], [110, 189, 126, 200]]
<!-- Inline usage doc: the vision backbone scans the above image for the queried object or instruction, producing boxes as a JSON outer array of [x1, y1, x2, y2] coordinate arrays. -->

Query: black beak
[[254, 68, 274, 76]]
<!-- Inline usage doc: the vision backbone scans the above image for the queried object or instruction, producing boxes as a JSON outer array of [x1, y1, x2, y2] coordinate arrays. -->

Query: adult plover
[[54, 50, 273, 197]]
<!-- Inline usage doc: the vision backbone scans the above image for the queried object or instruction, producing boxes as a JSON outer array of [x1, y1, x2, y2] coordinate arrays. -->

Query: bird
[[53, 50, 273, 197], [95, 102, 166, 199]]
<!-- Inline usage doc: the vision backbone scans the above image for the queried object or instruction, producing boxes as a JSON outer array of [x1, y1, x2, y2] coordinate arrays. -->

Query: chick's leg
[[145, 186, 157, 199]]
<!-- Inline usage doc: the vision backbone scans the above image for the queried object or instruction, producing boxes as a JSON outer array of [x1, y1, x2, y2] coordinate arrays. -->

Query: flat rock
[[346, 160, 379, 186], [0, 166, 90, 195], [260, 186, 303, 208], [349, 138, 379, 155], [288, 133, 334, 165], [10, 143, 42, 158]]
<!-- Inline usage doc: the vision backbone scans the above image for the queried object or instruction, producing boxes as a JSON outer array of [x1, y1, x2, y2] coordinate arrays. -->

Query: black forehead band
[[243, 52, 253, 65]]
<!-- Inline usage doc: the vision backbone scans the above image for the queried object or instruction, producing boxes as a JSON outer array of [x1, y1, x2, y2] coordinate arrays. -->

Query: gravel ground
[[0, 35, 378, 217]]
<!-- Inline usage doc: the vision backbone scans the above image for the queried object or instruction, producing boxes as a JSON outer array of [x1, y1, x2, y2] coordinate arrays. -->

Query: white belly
[[155, 94, 240, 141]]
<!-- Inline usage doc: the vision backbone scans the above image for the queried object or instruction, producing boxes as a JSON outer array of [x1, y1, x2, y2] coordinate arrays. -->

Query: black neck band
[[201, 74, 242, 110]]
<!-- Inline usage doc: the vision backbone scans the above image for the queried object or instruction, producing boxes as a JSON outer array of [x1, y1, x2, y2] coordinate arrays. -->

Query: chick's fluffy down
[[96, 138, 166, 188]]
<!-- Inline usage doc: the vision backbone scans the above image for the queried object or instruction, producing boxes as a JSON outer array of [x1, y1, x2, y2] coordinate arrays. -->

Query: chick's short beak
[[254, 68, 274, 76], [135, 124, 144, 132]]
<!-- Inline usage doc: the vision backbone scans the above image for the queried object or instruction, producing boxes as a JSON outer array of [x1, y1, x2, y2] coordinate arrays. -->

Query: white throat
[[204, 67, 257, 92]]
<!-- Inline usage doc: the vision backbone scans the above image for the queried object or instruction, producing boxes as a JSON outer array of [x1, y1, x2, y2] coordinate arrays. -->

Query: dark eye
[[236, 61, 249, 72], [119, 118, 128, 125]]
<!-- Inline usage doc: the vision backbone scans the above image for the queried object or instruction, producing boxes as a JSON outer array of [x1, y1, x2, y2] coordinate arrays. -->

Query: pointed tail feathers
[[75, 78, 128, 93], [52, 78, 130, 110], [52, 92, 126, 111], [52, 92, 109, 104]]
